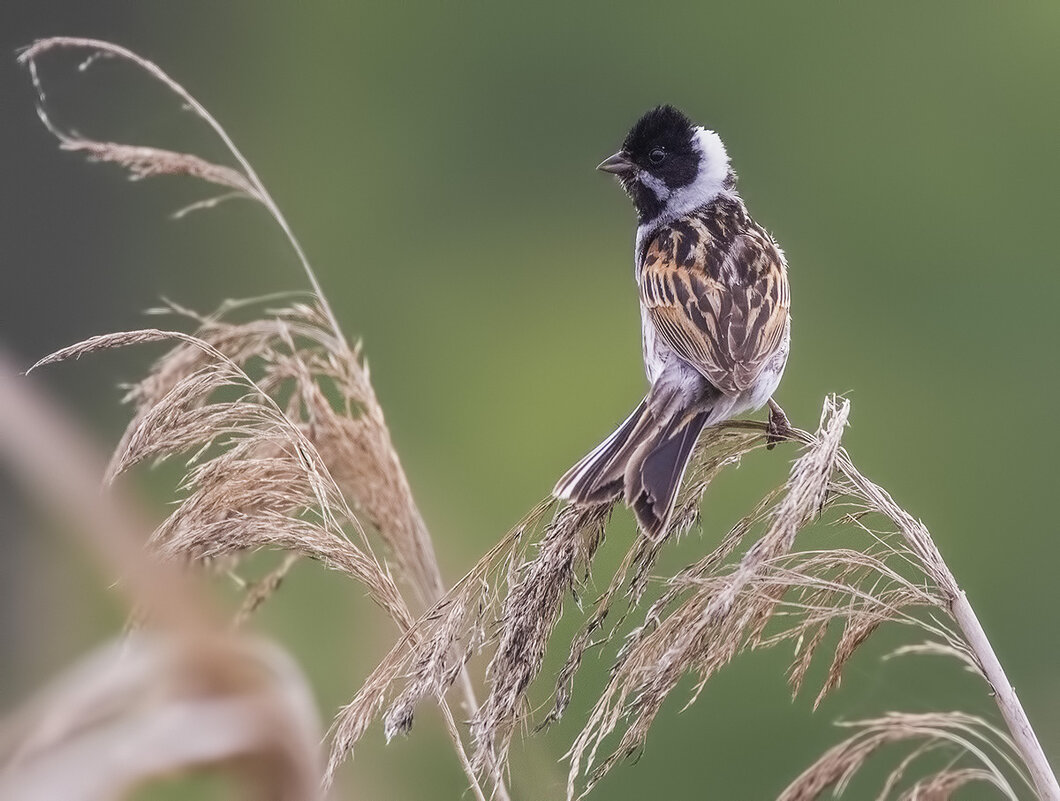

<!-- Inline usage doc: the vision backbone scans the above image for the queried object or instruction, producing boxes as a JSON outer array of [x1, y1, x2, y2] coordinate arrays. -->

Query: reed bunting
[[554, 105, 792, 540]]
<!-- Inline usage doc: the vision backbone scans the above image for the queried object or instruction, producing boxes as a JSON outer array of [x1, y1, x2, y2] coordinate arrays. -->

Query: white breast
[[639, 302, 667, 384]]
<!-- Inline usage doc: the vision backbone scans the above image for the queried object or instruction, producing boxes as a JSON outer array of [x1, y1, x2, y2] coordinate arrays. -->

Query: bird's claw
[[766, 399, 792, 450]]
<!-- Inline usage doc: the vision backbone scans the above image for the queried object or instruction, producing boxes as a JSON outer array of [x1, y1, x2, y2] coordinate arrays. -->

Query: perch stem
[[950, 590, 1060, 800], [834, 432, 1058, 801], [726, 417, 1058, 799]]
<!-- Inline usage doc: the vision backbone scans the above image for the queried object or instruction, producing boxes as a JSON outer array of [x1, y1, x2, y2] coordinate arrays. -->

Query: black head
[[598, 105, 724, 222]]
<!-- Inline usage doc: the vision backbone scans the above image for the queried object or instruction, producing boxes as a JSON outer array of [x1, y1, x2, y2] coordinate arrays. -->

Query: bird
[[554, 105, 792, 541]]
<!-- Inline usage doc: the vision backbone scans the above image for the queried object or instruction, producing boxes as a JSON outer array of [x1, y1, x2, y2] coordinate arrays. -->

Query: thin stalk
[[724, 418, 1058, 799], [25, 36, 345, 345], [951, 593, 1060, 801], [832, 437, 1058, 800]]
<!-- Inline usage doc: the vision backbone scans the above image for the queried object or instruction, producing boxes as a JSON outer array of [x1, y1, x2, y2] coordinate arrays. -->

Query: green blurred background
[[2, 2, 1058, 799]]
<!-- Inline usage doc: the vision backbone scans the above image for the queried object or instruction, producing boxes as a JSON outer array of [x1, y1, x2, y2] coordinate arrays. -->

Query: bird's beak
[[596, 151, 635, 176]]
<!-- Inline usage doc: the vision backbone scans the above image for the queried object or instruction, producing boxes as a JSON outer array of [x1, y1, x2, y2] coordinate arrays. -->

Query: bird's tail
[[553, 397, 710, 541]]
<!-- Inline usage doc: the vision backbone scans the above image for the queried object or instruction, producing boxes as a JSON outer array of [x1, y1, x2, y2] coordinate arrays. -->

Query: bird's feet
[[766, 398, 793, 450]]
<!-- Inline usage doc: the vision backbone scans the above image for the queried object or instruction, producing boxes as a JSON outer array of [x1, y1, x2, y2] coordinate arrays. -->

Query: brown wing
[[639, 209, 789, 395]]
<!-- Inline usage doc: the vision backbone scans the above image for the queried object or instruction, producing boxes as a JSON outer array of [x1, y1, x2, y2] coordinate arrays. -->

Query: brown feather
[[640, 199, 790, 395]]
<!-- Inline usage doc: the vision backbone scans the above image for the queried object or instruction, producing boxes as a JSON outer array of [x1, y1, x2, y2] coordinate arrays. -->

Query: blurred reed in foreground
[[5, 36, 1057, 801], [0, 349, 323, 801]]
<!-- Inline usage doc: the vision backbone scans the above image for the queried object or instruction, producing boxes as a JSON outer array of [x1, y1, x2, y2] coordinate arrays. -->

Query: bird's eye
[[649, 148, 666, 165]]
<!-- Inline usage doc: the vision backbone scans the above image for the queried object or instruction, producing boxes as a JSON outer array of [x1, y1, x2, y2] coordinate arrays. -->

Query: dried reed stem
[[951, 581, 1058, 798], [828, 442, 1060, 801], [19, 36, 341, 341], [20, 37, 503, 800]]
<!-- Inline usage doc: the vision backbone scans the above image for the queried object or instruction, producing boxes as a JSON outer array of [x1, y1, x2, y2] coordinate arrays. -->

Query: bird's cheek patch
[[637, 171, 671, 202]]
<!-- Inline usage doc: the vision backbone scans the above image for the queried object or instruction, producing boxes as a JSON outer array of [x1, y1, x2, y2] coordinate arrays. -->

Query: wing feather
[[640, 205, 789, 395]]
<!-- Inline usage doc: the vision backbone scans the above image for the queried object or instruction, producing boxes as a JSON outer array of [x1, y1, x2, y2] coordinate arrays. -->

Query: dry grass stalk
[[20, 37, 501, 800], [547, 425, 764, 728], [327, 423, 768, 786], [236, 553, 302, 626], [20, 36, 444, 607], [327, 497, 558, 787], [565, 398, 851, 798], [18, 37, 338, 337], [776, 712, 1028, 801], [752, 546, 951, 704], [553, 398, 1056, 800], [899, 768, 1007, 800], [29, 294, 498, 801], [470, 503, 612, 780], [30, 325, 415, 627], [829, 449, 1060, 800]]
